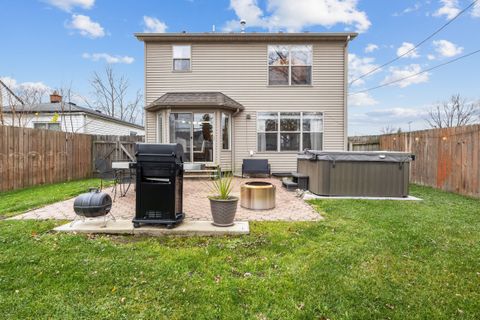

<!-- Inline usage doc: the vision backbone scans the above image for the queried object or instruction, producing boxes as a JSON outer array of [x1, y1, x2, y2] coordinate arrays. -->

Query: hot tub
[[297, 151, 414, 197]]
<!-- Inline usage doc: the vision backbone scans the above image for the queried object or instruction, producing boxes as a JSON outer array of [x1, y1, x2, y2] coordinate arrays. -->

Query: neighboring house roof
[[146, 92, 245, 112], [135, 32, 357, 42], [3, 102, 144, 130]]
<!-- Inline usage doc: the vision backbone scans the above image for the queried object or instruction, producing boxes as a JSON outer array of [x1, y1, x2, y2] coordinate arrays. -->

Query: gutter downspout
[[343, 35, 351, 151], [232, 108, 241, 117], [231, 108, 242, 176]]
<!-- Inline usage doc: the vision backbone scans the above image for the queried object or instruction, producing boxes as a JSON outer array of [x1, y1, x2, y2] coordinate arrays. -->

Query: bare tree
[[85, 65, 143, 124], [0, 78, 48, 127], [56, 84, 77, 132], [380, 124, 398, 134], [56, 84, 112, 133], [426, 94, 479, 129]]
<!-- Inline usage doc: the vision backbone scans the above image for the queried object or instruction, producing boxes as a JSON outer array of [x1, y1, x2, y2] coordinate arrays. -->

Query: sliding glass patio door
[[169, 112, 214, 163], [169, 113, 192, 162]]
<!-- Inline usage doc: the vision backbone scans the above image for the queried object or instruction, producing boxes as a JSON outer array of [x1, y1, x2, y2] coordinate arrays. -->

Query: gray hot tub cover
[[298, 150, 414, 162]]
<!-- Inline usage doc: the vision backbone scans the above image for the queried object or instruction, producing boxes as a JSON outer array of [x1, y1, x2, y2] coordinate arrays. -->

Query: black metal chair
[[94, 159, 118, 201], [242, 159, 271, 178]]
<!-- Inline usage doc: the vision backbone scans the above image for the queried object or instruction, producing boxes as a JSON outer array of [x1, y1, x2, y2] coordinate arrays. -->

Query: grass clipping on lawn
[[0, 185, 479, 318]]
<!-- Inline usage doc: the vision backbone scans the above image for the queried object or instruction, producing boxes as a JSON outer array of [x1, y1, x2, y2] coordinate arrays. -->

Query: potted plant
[[208, 168, 238, 227]]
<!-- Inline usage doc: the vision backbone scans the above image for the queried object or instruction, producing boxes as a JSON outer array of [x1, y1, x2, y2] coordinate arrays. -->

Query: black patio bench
[[241, 159, 271, 178]]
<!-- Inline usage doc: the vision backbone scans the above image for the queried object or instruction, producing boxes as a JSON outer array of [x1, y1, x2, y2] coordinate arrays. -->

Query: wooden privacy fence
[[91, 135, 144, 172], [348, 135, 381, 151], [0, 125, 145, 192], [350, 124, 480, 198], [0, 125, 92, 192]]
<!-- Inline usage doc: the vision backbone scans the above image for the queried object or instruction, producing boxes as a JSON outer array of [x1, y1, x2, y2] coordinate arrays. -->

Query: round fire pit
[[240, 181, 276, 210]]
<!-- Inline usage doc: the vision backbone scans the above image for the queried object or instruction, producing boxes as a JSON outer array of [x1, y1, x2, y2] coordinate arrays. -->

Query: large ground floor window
[[257, 111, 323, 152]]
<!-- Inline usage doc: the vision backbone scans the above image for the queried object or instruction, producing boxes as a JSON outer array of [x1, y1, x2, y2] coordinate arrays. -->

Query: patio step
[[184, 169, 218, 179], [282, 177, 298, 191], [185, 175, 216, 179]]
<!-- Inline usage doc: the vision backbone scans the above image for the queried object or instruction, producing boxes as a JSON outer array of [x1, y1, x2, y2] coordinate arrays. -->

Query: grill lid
[[135, 143, 184, 163], [298, 150, 414, 162]]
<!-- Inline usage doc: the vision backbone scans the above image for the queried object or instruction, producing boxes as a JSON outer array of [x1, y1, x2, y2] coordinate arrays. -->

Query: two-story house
[[135, 32, 356, 174]]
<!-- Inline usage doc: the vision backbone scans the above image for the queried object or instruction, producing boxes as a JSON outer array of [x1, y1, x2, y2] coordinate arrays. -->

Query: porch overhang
[[146, 92, 245, 113]]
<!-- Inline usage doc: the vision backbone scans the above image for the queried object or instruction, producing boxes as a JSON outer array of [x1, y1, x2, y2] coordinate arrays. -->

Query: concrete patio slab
[[55, 219, 133, 234], [11, 178, 321, 222], [133, 221, 249, 236], [54, 219, 250, 236], [303, 192, 422, 201]]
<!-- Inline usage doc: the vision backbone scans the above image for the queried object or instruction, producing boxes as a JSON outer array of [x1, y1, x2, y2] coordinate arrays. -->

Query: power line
[[348, 0, 478, 86], [348, 48, 480, 96], [0, 79, 24, 105]]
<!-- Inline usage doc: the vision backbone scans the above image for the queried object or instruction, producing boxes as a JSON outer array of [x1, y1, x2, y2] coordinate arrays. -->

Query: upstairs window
[[173, 45, 191, 71], [268, 45, 312, 85]]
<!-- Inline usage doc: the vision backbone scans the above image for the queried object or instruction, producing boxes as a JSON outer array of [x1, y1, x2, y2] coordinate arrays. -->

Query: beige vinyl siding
[[145, 41, 346, 173], [85, 116, 145, 136]]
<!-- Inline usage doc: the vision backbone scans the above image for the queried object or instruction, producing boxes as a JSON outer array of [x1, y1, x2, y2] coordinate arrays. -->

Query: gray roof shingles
[[3, 102, 144, 129], [146, 92, 244, 111]]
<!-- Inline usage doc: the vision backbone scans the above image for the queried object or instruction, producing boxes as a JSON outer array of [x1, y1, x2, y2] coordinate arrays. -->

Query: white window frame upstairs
[[267, 44, 313, 86], [172, 45, 192, 72]]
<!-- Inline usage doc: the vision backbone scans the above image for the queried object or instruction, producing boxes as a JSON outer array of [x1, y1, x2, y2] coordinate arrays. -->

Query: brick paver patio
[[10, 178, 321, 221]]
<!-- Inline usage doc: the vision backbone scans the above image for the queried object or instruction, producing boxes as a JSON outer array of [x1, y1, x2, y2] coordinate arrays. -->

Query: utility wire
[[0, 79, 24, 105], [348, 48, 480, 96], [348, 0, 478, 87]]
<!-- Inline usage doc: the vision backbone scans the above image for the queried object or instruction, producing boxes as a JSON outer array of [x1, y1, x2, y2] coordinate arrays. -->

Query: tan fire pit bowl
[[240, 181, 276, 210]]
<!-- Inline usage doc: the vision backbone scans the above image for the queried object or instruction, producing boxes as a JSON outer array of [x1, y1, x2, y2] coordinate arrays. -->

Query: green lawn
[[0, 185, 479, 319], [0, 179, 107, 218]]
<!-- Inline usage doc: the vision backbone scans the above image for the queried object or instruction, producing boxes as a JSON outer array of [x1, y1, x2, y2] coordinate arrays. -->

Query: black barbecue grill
[[132, 143, 185, 228]]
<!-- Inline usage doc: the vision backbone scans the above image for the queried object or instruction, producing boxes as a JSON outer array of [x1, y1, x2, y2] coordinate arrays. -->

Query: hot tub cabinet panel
[[298, 151, 414, 197]]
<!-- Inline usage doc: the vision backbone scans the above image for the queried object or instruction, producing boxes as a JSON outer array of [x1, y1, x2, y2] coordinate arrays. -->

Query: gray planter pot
[[209, 196, 239, 227]]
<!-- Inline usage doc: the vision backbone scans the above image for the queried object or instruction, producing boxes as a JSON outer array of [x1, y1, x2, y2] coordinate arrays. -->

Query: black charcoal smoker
[[131, 143, 185, 228]]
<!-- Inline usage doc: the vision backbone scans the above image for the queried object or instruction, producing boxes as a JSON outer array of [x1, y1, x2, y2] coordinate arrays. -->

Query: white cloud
[[366, 107, 428, 119], [433, 0, 460, 20], [0, 76, 50, 92], [382, 64, 430, 88], [396, 42, 420, 58], [348, 53, 379, 86], [45, 0, 94, 12], [143, 16, 167, 33], [393, 2, 422, 16], [348, 92, 378, 107], [67, 14, 105, 38], [473, 2, 480, 17], [82, 53, 134, 64], [427, 54, 436, 60], [432, 39, 463, 57], [224, 0, 371, 33], [364, 43, 379, 53]]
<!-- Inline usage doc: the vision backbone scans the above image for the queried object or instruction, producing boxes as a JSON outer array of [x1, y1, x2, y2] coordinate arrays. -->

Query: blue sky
[[1, 0, 479, 134]]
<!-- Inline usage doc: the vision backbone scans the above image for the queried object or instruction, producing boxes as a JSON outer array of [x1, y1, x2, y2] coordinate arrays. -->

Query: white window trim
[[156, 112, 163, 143], [221, 112, 232, 151], [256, 111, 324, 153], [172, 44, 192, 72], [267, 44, 313, 87]]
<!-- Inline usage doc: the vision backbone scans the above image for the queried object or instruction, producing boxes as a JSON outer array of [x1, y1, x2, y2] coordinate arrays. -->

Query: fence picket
[[0, 125, 144, 192]]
